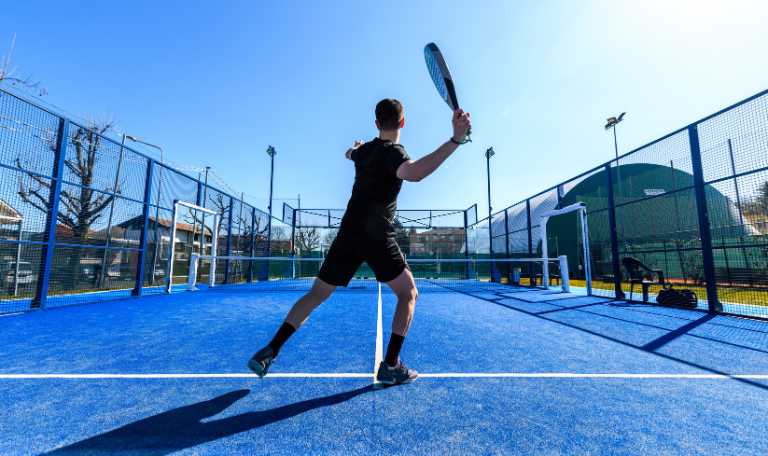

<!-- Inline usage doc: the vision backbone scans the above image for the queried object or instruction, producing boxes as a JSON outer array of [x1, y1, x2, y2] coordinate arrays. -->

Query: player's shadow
[[45, 384, 374, 455]]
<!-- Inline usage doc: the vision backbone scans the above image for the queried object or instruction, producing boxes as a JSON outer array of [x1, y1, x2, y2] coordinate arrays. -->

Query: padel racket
[[424, 42, 471, 142]]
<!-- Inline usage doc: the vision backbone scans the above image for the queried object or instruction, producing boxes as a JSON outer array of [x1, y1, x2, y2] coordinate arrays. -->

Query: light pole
[[605, 113, 626, 293], [604, 112, 626, 160], [266, 146, 276, 254], [123, 134, 165, 285], [485, 147, 495, 272]]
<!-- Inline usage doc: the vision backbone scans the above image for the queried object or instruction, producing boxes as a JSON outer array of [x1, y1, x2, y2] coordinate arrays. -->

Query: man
[[248, 98, 471, 386]]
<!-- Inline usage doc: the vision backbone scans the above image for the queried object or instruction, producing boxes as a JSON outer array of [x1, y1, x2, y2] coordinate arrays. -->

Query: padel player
[[248, 99, 471, 386]]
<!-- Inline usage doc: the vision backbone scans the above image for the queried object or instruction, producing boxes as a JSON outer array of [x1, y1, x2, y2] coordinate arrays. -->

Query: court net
[[186, 254, 571, 293]]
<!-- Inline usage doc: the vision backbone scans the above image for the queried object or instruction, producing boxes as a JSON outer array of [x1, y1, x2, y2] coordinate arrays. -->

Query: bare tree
[[295, 226, 320, 256], [18, 122, 118, 240], [1, 34, 46, 96], [17, 121, 118, 291]]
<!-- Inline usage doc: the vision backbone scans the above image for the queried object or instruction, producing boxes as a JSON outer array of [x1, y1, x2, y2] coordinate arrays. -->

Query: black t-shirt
[[339, 138, 410, 239]]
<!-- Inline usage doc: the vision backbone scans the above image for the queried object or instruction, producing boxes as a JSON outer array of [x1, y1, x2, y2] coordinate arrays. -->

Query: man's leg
[[385, 268, 418, 366], [248, 278, 336, 377], [374, 267, 419, 386], [284, 278, 336, 331]]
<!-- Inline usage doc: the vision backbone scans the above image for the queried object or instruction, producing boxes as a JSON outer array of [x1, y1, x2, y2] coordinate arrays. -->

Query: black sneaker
[[376, 360, 418, 386], [247, 346, 276, 378]]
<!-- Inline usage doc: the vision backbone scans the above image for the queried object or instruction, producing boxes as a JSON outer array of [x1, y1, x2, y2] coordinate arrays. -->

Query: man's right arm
[[395, 140, 459, 182], [396, 109, 471, 183]]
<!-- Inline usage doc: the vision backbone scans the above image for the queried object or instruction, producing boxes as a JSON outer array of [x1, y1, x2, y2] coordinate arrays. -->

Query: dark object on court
[[622, 257, 665, 303], [656, 284, 698, 309]]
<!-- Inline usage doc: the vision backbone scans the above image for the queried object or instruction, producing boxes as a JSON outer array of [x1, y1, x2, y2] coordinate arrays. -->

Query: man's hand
[[345, 139, 365, 160], [452, 109, 471, 143]]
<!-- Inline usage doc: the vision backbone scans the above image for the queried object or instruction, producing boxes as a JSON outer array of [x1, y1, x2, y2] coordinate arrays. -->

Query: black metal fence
[[282, 205, 477, 258], [0, 87, 280, 314], [479, 89, 768, 319], [2, 84, 766, 319]]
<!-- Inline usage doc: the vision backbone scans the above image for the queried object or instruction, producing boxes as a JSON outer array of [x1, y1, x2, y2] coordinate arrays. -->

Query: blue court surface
[[2, 282, 768, 455]]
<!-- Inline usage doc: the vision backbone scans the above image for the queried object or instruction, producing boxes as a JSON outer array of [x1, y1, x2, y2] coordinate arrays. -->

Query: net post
[[605, 163, 624, 299], [33, 118, 69, 309], [559, 255, 570, 292], [132, 158, 154, 297], [688, 125, 721, 312]]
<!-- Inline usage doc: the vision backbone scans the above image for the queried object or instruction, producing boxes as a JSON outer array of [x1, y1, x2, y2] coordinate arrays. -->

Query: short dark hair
[[375, 98, 404, 130]]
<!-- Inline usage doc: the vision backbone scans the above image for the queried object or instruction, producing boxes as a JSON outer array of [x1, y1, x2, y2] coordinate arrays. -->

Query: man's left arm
[[345, 140, 365, 161]]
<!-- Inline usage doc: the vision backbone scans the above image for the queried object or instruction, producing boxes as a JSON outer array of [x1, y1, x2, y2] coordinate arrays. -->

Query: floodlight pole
[[604, 113, 625, 160], [485, 147, 495, 257], [266, 146, 276, 253]]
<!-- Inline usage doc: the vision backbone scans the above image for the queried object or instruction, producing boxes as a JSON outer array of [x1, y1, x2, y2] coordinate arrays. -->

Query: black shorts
[[317, 233, 408, 286]]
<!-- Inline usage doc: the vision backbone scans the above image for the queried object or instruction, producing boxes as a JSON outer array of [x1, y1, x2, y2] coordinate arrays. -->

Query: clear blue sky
[[3, 1, 767, 217]]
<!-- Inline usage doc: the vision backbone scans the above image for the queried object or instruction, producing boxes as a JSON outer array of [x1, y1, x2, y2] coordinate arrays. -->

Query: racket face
[[424, 42, 459, 111]]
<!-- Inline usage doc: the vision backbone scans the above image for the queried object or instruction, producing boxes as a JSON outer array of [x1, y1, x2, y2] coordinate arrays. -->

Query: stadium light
[[604, 112, 626, 160]]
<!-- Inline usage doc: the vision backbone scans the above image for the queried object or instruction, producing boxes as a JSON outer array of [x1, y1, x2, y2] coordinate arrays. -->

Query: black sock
[[384, 334, 405, 367], [268, 322, 296, 355]]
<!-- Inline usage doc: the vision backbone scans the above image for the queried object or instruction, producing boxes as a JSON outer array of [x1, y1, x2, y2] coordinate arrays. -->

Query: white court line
[[417, 373, 768, 379], [0, 373, 372, 379], [1, 373, 768, 380], [374, 283, 383, 376]]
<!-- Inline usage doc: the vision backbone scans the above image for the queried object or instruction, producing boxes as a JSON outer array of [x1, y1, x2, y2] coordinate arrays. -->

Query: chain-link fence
[[2, 84, 767, 318], [478, 88, 768, 318], [0, 88, 274, 314]]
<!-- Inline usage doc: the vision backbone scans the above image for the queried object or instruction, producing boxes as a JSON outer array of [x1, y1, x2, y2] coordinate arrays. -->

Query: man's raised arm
[[345, 140, 365, 160], [396, 109, 471, 182]]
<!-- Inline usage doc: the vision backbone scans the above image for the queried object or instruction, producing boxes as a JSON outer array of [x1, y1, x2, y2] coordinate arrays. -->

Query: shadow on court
[[444, 286, 768, 391], [46, 385, 374, 455]]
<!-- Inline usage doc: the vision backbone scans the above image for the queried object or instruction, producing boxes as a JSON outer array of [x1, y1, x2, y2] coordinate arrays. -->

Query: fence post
[[290, 208, 297, 278], [223, 197, 233, 284], [266, 209, 273, 257], [503, 209, 510, 282], [132, 159, 154, 296], [688, 125, 721, 312], [605, 163, 624, 299], [504, 208, 511, 253], [463, 207, 470, 279], [248, 207, 256, 283], [195, 181, 203, 253], [33, 118, 69, 309], [526, 199, 534, 287]]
